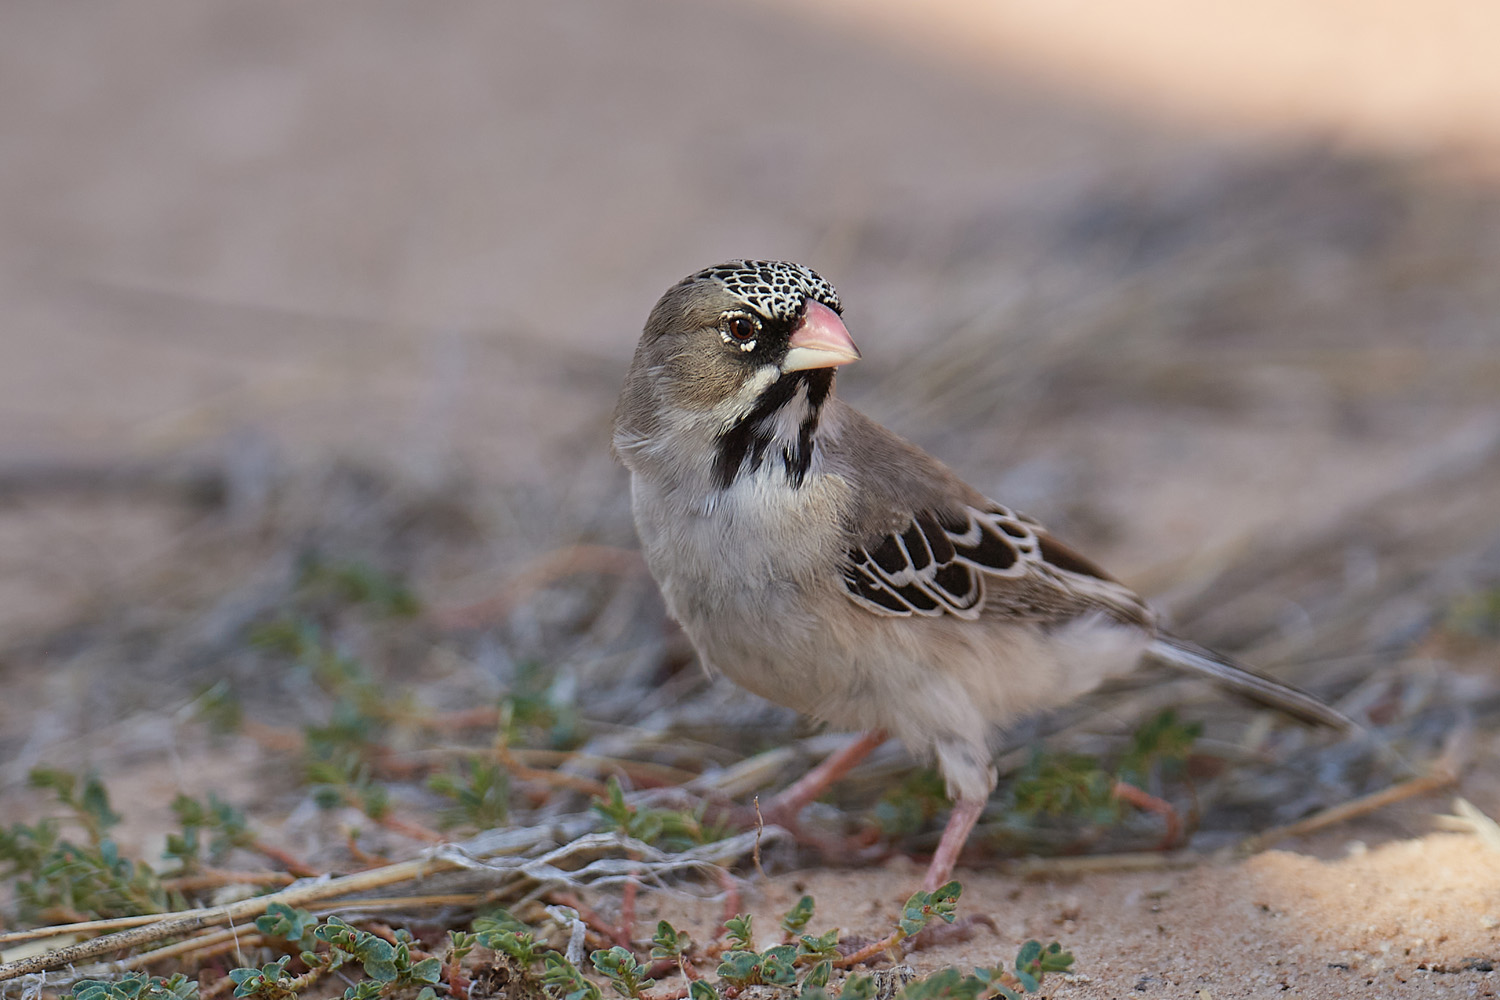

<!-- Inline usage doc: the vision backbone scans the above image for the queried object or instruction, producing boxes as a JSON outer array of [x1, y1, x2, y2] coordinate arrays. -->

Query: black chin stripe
[[784, 369, 831, 488], [712, 369, 832, 490]]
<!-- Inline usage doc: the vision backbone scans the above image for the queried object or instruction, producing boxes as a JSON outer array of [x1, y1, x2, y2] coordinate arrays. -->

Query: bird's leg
[[922, 797, 985, 891], [762, 730, 888, 827]]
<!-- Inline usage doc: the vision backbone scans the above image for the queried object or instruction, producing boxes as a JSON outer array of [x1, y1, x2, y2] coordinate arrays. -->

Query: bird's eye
[[720, 314, 759, 351]]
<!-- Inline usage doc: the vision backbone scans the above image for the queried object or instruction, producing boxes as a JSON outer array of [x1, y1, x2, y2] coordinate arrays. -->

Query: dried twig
[[998, 851, 1210, 878], [1236, 731, 1468, 855], [1433, 797, 1500, 852], [117, 928, 264, 971]]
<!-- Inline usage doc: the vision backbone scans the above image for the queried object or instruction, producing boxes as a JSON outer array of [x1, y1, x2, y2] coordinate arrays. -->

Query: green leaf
[[543, 953, 603, 1000], [225, 958, 294, 1000], [71, 976, 198, 1000], [650, 919, 690, 961], [688, 982, 719, 1000], [341, 982, 384, 1000], [447, 929, 479, 964], [1010, 750, 1118, 824], [715, 950, 761, 987], [780, 894, 815, 936], [757, 944, 799, 986], [408, 957, 443, 985], [841, 974, 877, 1000], [723, 914, 754, 951], [362, 957, 398, 983], [893, 968, 989, 1000], [1039, 941, 1075, 974], [591, 946, 654, 998], [480, 927, 542, 967], [796, 928, 840, 964], [896, 880, 962, 938], [256, 903, 317, 948], [473, 908, 530, 935]]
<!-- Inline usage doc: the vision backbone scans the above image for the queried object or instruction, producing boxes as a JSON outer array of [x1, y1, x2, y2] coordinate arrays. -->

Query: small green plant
[[314, 916, 442, 987], [0, 769, 170, 920], [428, 755, 510, 829], [447, 928, 480, 965], [474, 908, 544, 967], [722, 913, 754, 951], [70, 974, 198, 1000], [715, 943, 799, 988], [255, 902, 320, 951], [227, 957, 300, 1000], [1116, 710, 1203, 788], [1005, 709, 1203, 833], [873, 769, 948, 837], [165, 792, 254, 870], [650, 919, 692, 961], [31, 768, 121, 842], [495, 660, 584, 751], [240, 911, 446, 1000], [780, 894, 816, 937], [298, 558, 421, 618], [711, 896, 845, 991], [592, 946, 657, 997], [543, 952, 603, 1000], [897, 880, 962, 938], [304, 747, 390, 817], [590, 776, 730, 851], [895, 940, 1074, 1000], [1010, 751, 1119, 824]]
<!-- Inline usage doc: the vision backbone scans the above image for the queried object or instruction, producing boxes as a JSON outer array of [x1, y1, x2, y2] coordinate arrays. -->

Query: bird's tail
[[1145, 634, 1356, 731]]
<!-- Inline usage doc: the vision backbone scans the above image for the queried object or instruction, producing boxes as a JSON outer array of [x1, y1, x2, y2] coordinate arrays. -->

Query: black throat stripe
[[712, 369, 832, 490]]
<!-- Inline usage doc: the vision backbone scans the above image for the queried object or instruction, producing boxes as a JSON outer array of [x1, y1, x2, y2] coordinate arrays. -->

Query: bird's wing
[[840, 502, 1153, 626]]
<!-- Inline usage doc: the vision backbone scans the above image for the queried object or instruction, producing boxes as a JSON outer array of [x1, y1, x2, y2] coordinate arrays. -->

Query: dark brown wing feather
[[841, 501, 1153, 627]]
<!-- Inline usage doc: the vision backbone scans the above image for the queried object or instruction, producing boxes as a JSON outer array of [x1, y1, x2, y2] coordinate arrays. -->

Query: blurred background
[[2, 0, 1499, 865]]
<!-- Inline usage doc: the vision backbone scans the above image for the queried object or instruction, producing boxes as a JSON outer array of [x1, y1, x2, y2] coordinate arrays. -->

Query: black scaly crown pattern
[[688, 259, 843, 321]]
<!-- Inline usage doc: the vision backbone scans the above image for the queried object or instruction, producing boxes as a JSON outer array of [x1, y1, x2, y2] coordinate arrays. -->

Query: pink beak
[[782, 300, 862, 372]]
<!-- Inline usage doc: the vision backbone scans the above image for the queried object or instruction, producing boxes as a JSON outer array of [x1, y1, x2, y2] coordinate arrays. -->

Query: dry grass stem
[[1433, 797, 1500, 852], [1237, 759, 1463, 855], [998, 852, 1210, 878]]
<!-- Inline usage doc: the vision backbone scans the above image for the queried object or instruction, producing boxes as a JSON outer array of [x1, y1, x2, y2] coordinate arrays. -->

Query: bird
[[613, 259, 1353, 890]]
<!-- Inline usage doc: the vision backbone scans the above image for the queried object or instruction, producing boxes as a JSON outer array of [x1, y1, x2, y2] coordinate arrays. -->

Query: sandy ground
[[2, 2, 1500, 996], [668, 833, 1500, 998]]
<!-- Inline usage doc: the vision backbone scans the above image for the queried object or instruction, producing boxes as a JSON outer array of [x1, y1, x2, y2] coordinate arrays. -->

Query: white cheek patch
[[712, 365, 781, 430], [765, 381, 812, 442]]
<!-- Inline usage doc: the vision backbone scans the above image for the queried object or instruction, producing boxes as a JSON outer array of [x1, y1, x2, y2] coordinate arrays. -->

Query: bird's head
[[615, 260, 861, 488], [630, 259, 859, 413]]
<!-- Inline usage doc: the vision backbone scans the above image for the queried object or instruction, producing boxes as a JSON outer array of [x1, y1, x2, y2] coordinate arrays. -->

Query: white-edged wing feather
[[841, 502, 1152, 626]]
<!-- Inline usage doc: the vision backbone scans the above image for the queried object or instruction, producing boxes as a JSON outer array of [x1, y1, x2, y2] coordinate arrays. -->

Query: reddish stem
[[716, 866, 742, 940], [1111, 779, 1182, 848], [619, 871, 639, 948], [251, 839, 319, 878]]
